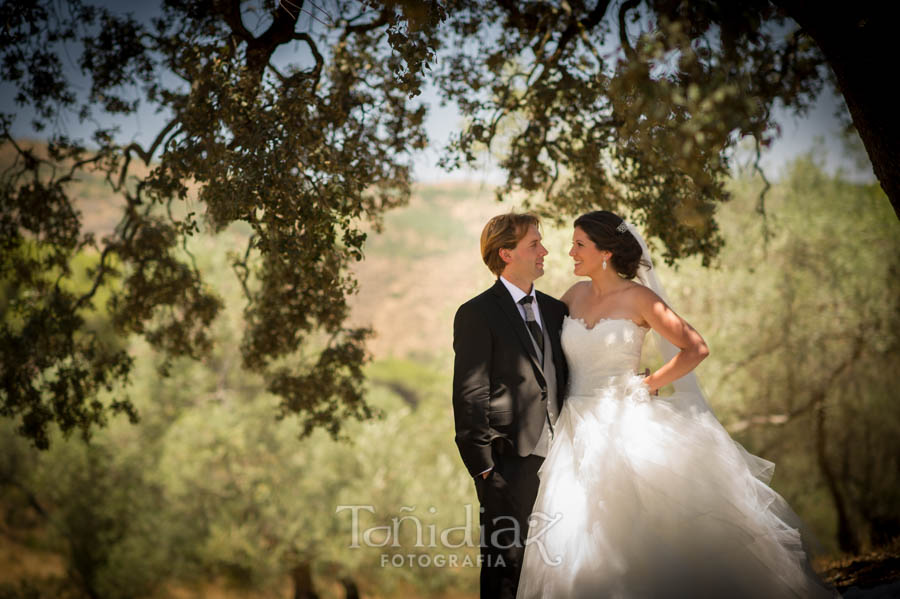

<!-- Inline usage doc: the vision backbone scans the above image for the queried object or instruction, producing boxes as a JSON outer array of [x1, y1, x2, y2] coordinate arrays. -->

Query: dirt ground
[[822, 543, 900, 597]]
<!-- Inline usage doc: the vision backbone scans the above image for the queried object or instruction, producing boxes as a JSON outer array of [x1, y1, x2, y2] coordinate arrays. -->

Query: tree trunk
[[813, 394, 859, 553], [340, 576, 360, 599], [775, 1, 900, 218], [290, 562, 318, 599]]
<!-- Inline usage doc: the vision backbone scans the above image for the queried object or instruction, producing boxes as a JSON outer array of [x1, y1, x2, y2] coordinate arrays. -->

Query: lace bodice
[[562, 316, 647, 396]]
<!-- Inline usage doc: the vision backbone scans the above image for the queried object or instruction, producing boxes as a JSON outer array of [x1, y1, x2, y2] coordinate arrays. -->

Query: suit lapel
[[536, 291, 567, 387], [490, 280, 545, 379], [535, 291, 567, 406]]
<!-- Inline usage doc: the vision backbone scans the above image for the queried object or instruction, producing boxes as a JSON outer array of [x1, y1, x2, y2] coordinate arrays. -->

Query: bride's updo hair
[[573, 211, 648, 279]]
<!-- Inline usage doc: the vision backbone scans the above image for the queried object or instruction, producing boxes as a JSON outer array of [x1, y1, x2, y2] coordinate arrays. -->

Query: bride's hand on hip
[[640, 368, 659, 396]]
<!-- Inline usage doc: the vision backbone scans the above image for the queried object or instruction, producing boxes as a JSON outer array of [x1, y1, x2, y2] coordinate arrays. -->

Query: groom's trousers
[[473, 440, 543, 599]]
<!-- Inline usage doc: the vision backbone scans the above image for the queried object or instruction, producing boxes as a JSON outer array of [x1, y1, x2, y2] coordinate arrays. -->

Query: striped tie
[[519, 296, 544, 354]]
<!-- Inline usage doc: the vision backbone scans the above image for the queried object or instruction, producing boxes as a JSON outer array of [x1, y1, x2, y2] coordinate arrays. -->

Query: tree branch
[[553, 0, 612, 64], [618, 0, 639, 61], [522, 1, 613, 92], [0, 478, 49, 520], [753, 134, 773, 240], [218, 0, 253, 43], [342, 10, 390, 38], [291, 32, 324, 86], [123, 117, 179, 167], [726, 335, 866, 435], [495, 0, 540, 31]]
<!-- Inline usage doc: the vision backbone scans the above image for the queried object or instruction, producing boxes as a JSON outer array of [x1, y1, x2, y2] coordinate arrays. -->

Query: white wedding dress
[[516, 316, 836, 599]]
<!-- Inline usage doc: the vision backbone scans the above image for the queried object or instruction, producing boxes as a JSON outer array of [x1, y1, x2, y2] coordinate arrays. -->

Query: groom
[[452, 213, 568, 598]]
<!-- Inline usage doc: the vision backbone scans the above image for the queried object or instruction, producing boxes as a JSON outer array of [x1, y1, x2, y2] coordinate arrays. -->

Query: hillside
[[350, 183, 519, 360]]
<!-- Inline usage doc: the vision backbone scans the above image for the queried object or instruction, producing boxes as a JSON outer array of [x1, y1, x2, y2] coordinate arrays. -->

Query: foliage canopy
[[436, 0, 898, 243], [1, 0, 896, 447], [1, 0, 444, 447]]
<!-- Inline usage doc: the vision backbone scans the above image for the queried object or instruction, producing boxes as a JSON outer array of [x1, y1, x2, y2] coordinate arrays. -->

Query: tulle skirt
[[516, 374, 835, 599]]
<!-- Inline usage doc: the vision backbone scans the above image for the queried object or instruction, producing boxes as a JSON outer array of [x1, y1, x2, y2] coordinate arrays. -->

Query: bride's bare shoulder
[[561, 281, 590, 308], [625, 282, 665, 309]]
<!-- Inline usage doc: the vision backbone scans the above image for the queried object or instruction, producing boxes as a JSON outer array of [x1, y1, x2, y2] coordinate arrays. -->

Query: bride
[[516, 211, 835, 599]]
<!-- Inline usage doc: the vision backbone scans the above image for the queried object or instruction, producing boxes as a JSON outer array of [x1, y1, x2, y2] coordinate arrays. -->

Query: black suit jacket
[[452, 279, 569, 478]]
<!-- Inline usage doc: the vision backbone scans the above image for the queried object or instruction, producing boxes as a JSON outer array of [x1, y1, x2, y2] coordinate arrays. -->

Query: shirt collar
[[499, 276, 535, 305]]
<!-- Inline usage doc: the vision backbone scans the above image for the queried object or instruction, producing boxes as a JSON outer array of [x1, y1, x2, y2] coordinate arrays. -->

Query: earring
[[602, 259, 607, 270]]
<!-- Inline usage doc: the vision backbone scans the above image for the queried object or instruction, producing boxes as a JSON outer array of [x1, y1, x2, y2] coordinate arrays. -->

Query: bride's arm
[[634, 286, 709, 393]]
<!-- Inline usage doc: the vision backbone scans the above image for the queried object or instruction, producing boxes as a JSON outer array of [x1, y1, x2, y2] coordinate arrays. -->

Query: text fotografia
[[381, 553, 506, 568], [335, 504, 563, 566]]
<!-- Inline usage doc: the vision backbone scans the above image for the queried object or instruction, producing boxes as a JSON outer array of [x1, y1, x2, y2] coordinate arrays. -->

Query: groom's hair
[[480, 212, 540, 276]]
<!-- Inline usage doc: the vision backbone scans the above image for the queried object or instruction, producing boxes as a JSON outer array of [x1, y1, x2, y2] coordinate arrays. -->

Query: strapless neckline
[[565, 315, 649, 331]]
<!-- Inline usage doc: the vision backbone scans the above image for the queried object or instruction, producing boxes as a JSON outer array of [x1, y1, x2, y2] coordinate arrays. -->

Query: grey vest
[[527, 305, 559, 458]]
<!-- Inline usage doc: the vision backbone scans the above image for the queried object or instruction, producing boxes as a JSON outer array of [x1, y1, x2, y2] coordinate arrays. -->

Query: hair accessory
[[616, 221, 628, 234]]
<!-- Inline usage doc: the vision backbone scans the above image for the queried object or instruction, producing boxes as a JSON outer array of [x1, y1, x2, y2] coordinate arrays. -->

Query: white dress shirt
[[499, 276, 544, 330]]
